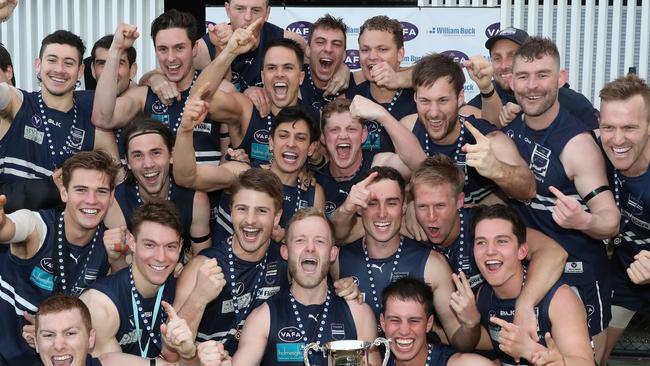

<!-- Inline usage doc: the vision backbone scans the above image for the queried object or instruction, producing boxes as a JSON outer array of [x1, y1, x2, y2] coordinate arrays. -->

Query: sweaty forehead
[[43, 44, 80, 62], [264, 47, 301, 66]]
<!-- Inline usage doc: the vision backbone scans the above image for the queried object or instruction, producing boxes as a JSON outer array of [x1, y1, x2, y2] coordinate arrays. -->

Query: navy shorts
[[610, 258, 650, 312]]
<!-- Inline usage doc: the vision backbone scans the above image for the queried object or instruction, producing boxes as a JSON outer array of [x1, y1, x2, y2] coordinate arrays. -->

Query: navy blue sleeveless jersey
[[387, 344, 455, 366], [261, 286, 358, 366], [467, 81, 599, 131], [313, 150, 375, 217], [412, 115, 497, 204], [196, 239, 288, 354], [89, 267, 176, 358], [114, 176, 195, 248], [202, 22, 284, 92], [299, 64, 356, 111], [0, 209, 109, 365], [338, 236, 431, 318], [476, 279, 563, 365], [608, 162, 650, 310], [0, 90, 96, 182], [143, 75, 221, 165], [504, 108, 609, 281], [213, 182, 317, 244], [345, 82, 416, 154], [504, 108, 610, 336], [429, 207, 483, 289]]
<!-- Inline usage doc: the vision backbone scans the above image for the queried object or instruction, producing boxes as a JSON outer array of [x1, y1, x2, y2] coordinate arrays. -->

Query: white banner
[[205, 6, 500, 100]]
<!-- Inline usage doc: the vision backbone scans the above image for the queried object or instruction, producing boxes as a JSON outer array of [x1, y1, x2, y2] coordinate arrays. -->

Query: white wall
[[0, 0, 164, 90]]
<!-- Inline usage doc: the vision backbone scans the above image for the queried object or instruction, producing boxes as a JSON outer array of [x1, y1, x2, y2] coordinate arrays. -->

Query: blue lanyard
[[131, 284, 165, 358]]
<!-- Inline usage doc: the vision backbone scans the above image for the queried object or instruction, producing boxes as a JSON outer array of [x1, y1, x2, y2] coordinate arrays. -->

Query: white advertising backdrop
[[206, 6, 500, 101]]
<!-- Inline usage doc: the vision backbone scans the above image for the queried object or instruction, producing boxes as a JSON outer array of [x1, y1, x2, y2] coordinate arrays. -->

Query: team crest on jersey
[[331, 323, 346, 340], [298, 199, 309, 209], [152, 100, 168, 114], [265, 261, 278, 285], [234, 281, 245, 296], [529, 143, 551, 181], [66, 125, 86, 150], [31, 115, 43, 128]]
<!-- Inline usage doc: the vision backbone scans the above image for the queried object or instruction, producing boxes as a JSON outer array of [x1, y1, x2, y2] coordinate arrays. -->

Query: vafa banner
[[206, 6, 501, 101]]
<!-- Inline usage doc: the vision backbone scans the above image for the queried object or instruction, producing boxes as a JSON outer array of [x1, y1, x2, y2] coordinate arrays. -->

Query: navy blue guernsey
[[196, 239, 288, 354], [114, 176, 195, 249], [213, 183, 317, 244], [430, 207, 483, 289], [299, 64, 356, 111], [0, 90, 96, 182], [476, 279, 563, 366], [0, 209, 109, 365], [387, 344, 455, 366], [467, 82, 599, 131], [412, 115, 497, 204], [261, 286, 357, 366], [608, 162, 650, 305], [202, 22, 284, 92], [143, 72, 221, 165], [313, 150, 374, 217], [337, 236, 431, 318], [345, 82, 417, 154], [504, 108, 609, 282], [89, 267, 176, 358]]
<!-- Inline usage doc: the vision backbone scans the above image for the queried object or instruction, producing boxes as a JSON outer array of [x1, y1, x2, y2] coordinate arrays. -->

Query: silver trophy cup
[[303, 338, 391, 366]]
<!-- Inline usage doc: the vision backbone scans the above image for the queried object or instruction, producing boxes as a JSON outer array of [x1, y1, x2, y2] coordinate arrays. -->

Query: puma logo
[[244, 58, 254, 65], [69, 253, 81, 265], [308, 314, 319, 322], [371, 263, 386, 273]]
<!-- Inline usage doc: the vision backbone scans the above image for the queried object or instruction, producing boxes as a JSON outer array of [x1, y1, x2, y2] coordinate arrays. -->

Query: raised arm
[[513, 228, 567, 339], [0, 195, 44, 259], [558, 133, 620, 239], [350, 95, 426, 171], [190, 18, 264, 132], [330, 172, 378, 242], [464, 121, 536, 200], [80, 289, 122, 357], [231, 304, 270, 366], [426, 252, 480, 352], [0, 81, 23, 120], [463, 56, 504, 127], [92, 24, 146, 129]]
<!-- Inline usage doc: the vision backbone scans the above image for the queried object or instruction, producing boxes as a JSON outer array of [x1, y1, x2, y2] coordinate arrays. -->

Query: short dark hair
[[359, 16, 403, 50], [410, 155, 464, 198], [36, 294, 92, 333], [230, 168, 283, 211], [263, 38, 304, 67], [320, 98, 363, 131], [0, 44, 15, 86], [382, 277, 434, 318], [286, 207, 335, 244], [62, 150, 119, 191], [39, 30, 86, 64], [151, 9, 200, 45], [91, 35, 137, 66], [363, 166, 406, 200], [131, 201, 183, 239], [471, 204, 527, 245], [600, 74, 650, 122], [121, 116, 174, 156], [413, 53, 465, 96], [271, 106, 320, 143], [309, 14, 347, 47], [513, 36, 560, 69]]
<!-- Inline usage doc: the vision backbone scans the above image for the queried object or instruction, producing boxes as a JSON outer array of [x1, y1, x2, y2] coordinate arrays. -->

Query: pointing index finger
[[463, 120, 488, 142], [358, 171, 379, 189], [161, 301, 178, 319], [548, 186, 568, 201], [246, 16, 265, 34]]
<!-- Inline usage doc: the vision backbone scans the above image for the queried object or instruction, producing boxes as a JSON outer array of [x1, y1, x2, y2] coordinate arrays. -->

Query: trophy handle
[[303, 342, 323, 366], [372, 337, 391, 366]]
